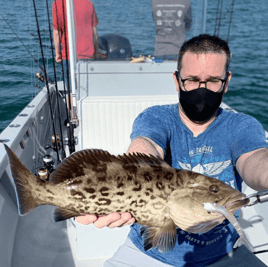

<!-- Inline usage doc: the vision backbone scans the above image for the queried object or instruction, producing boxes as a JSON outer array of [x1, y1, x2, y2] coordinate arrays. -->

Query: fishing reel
[[37, 167, 49, 181], [51, 134, 62, 151], [36, 71, 44, 82], [44, 134, 62, 152], [44, 133, 66, 162], [43, 155, 54, 173], [37, 154, 55, 181]]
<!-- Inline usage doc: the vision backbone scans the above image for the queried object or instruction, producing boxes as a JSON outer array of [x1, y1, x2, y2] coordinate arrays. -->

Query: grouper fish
[[4, 144, 249, 252]]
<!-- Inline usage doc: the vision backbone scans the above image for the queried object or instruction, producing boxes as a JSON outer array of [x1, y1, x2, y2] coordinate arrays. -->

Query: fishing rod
[[226, 0, 235, 43], [32, 0, 60, 163], [61, 0, 76, 154], [53, 0, 76, 154], [0, 12, 53, 84], [62, 0, 73, 117], [44, 0, 66, 160], [213, 0, 235, 43], [214, 0, 224, 36]]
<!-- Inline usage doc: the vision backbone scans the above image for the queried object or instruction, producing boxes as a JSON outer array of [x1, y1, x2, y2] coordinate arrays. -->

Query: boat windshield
[[61, 0, 208, 61]]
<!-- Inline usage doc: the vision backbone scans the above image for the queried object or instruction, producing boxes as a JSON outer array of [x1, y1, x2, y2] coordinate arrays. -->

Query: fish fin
[[140, 217, 177, 253], [119, 152, 172, 169], [140, 226, 153, 251], [53, 208, 81, 222], [4, 144, 40, 215], [49, 149, 172, 184], [49, 149, 118, 183]]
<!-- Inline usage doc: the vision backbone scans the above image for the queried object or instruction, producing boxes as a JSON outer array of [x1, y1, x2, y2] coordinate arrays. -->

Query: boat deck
[[1, 61, 268, 266]]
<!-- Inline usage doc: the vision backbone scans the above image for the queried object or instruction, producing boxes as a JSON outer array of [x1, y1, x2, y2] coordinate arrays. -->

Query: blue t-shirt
[[129, 104, 268, 267]]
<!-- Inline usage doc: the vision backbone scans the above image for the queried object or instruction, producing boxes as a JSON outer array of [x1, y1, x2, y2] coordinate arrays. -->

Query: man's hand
[[55, 53, 62, 63], [76, 212, 135, 228]]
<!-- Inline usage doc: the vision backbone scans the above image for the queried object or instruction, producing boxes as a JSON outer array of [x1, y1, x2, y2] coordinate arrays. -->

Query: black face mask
[[179, 85, 225, 124]]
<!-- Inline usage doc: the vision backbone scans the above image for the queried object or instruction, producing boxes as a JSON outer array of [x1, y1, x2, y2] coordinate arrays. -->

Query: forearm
[[238, 148, 268, 191], [53, 29, 61, 56], [93, 27, 98, 56], [127, 137, 164, 159]]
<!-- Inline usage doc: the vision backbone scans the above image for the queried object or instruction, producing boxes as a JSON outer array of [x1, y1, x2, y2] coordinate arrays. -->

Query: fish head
[[167, 172, 249, 233]]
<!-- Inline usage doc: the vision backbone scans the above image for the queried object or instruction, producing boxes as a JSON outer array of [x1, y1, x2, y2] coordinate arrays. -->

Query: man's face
[[175, 52, 231, 93]]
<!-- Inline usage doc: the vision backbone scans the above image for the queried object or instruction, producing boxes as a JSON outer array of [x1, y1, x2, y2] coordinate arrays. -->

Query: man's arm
[[53, 29, 62, 63], [236, 148, 268, 191], [127, 137, 164, 159], [93, 27, 98, 59]]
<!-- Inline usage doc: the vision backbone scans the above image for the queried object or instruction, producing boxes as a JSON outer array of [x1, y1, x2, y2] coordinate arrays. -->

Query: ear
[[173, 72, 180, 93], [224, 71, 232, 93]]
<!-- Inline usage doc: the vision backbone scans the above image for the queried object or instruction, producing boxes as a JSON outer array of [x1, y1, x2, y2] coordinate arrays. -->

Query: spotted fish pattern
[[4, 145, 248, 252]]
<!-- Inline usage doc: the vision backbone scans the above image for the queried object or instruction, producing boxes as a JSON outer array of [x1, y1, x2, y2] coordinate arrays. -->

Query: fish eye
[[209, 185, 219, 194]]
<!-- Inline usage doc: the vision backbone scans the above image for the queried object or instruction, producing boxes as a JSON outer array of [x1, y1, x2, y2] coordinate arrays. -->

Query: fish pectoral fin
[[140, 217, 177, 253], [53, 208, 81, 222]]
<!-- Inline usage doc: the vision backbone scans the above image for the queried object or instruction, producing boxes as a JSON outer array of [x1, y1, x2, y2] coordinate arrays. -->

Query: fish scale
[[4, 144, 248, 253]]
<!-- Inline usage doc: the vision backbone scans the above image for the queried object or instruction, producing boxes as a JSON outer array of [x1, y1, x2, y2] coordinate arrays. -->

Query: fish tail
[[4, 144, 40, 215]]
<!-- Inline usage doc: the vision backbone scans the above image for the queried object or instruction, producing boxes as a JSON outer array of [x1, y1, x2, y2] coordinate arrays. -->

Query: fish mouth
[[223, 197, 250, 211]]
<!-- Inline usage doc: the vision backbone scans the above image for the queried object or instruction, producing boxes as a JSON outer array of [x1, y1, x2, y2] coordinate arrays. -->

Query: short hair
[[177, 34, 231, 72]]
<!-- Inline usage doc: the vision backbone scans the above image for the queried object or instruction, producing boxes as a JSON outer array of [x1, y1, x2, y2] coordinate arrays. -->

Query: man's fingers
[[122, 217, 136, 227], [107, 212, 135, 228], [76, 214, 97, 225], [76, 212, 135, 228], [93, 212, 121, 228]]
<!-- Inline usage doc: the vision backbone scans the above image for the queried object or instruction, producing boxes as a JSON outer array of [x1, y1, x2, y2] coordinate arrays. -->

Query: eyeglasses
[[175, 71, 229, 92]]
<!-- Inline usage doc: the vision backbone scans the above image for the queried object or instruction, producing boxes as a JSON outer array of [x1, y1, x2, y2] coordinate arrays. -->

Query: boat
[[0, 0, 268, 266]]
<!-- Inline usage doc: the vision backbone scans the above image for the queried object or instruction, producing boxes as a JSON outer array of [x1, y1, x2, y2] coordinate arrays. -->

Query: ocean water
[[0, 0, 268, 133]]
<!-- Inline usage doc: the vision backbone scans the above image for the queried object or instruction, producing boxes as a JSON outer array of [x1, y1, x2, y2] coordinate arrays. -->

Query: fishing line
[[30, 33, 51, 49], [0, 11, 53, 84], [45, 0, 66, 160], [32, 0, 60, 162]]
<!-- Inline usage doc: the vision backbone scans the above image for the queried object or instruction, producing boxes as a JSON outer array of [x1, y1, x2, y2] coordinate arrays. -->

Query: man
[[152, 0, 192, 58], [52, 0, 98, 119], [52, 0, 98, 62], [77, 34, 268, 266]]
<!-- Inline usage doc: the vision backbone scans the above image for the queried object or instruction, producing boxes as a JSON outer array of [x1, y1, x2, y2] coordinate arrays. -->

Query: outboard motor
[[98, 33, 132, 60]]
